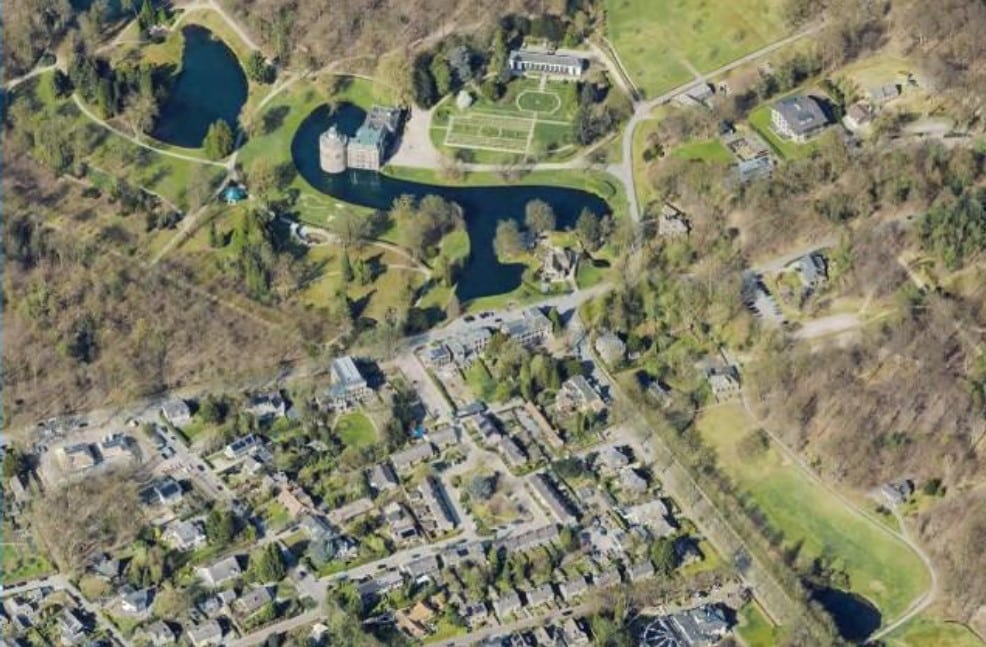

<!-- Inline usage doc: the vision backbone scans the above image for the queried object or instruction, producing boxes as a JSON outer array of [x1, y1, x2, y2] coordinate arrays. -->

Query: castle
[[319, 105, 402, 173]]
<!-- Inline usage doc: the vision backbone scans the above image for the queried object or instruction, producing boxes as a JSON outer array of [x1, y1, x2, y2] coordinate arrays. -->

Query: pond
[[291, 103, 611, 301], [152, 25, 247, 149], [811, 585, 882, 643]]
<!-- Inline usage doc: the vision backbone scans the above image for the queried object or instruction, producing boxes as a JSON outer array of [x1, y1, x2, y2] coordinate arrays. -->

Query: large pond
[[811, 585, 882, 643], [291, 103, 611, 301], [152, 25, 247, 148]]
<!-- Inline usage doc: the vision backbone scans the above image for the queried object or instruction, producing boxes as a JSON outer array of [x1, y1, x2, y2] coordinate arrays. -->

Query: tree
[[245, 50, 275, 84], [467, 474, 497, 501], [249, 543, 286, 583], [340, 250, 354, 283], [524, 199, 556, 235], [205, 507, 236, 546], [429, 55, 452, 97], [575, 209, 602, 251], [649, 536, 677, 576], [494, 219, 523, 258], [203, 119, 234, 159], [122, 89, 159, 136], [248, 158, 277, 206]]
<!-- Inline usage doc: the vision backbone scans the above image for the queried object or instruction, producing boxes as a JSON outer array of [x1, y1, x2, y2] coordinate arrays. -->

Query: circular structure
[[516, 90, 562, 115], [319, 125, 348, 174]]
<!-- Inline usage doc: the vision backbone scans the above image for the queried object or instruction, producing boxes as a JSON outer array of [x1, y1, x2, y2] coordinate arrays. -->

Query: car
[[480, 311, 494, 319], [464, 315, 476, 322], [197, 464, 205, 472]]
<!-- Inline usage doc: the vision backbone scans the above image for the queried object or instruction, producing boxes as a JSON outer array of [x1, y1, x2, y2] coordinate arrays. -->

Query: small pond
[[152, 25, 247, 149], [811, 585, 882, 643], [291, 103, 611, 301]]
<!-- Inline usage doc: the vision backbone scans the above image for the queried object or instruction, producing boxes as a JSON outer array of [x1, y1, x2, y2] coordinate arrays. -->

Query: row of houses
[[421, 308, 554, 369]]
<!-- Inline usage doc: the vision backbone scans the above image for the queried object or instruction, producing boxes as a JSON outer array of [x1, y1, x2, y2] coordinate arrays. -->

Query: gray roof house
[[559, 574, 589, 601], [508, 49, 586, 78], [235, 586, 273, 617], [403, 555, 441, 579], [492, 590, 524, 619], [868, 82, 900, 103], [162, 519, 205, 552], [390, 442, 435, 473], [142, 620, 178, 646], [187, 619, 224, 647], [524, 582, 556, 608], [197, 555, 243, 587], [323, 356, 370, 408], [245, 392, 287, 420], [531, 473, 579, 524], [595, 331, 626, 365], [120, 587, 154, 615], [795, 253, 827, 289], [770, 95, 829, 142], [627, 559, 656, 582], [492, 523, 559, 553], [620, 467, 649, 494], [367, 462, 399, 493], [161, 399, 192, 427]]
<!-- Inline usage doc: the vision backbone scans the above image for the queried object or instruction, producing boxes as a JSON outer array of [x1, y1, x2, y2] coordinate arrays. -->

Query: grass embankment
[[335, 411, 378, 448], [604, 0, 788, 97], [736, 601, 777, 646], [884, 615, 985, 647], [695, 403, 931, 623]]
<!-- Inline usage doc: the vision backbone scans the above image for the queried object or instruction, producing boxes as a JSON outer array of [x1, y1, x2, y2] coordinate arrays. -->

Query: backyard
[[695, 402, 931, 627], [334, 411, 378, 448], [605, 0, 789, 97]]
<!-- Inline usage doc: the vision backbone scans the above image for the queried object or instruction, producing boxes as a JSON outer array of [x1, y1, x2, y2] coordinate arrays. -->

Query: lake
[[811, 585, 883, 643], [291, 103, 611, 301], [152, 25, 247, 149]]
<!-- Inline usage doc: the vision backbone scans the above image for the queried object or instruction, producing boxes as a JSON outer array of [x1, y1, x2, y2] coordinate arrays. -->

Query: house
[[595, 446, 631, 473], [530, 472, 579, 524], [98, 434, 133, 461], [323, 356, 371, 409], [187, 620, 224, 647], [559, 574, 589, 601], [627, 559, 656, 582], [442, 542, 485, 568], [428, 427, 458, 450], [358, 570, 404, 600], [735, 156, 773, 184], [524, 582, 556, 608], [879, 479, 914, 506], [624, 499, 676, 537], [422, 344, 452, 368], [144, 475, 183, 506], [556, 375, 606, 416], [707, 366, 741, 401], [120, 588, 154, 615], [674, 536, 705, 566], [403, 555, 441, 580], [496, 434, 527, 468], [58, 608, 88, 645], [492, 590, 524, 619], [595, 332, 626, 366], [278, 484, 315, 517], [328, 496, 374, 526], [657, 203, 691, 239], [743, 278, 783, 325], [539, 245, 578, 283], [58, 443, 97, 472], [198, 589, 236, 617], [447, 328, 492, 366], [770, 95, 829, 142], [89, 553, 123, 580], [868, 83, 900, 103], [235, 586, 272, 617], [245, 392, 287, 420], [384, 501, 420, 542], [347, 106, 402, 171], [508, 49, 586, 78], [142, 621, 178, 646], [161, 399, 192, 427], [559, 617, 591, 645], [620, 467, 649, 494], [224, 433, 264, 460], [674, 82, 714, 107], [299, 513, 336, 540], [501, 308, 553, 347], [417, 476, 458, 533], [493, 523, 559, 553], [390, 442, 435, 473], [638, 605, 731, 647], [367, 462, 399, 493], [197, 555, 243, 587], [164, 518, 207, 550], [593, 569, 621, 589], [844, 101, 874, 130], [794, 253, 827, 289], [461, 601, 489, 628]]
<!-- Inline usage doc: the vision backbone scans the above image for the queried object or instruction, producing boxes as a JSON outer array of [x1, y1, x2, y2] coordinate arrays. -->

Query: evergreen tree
[[203, 119, 234, 159], [430, 55, 453, 97], [340, 250, 354, 283]]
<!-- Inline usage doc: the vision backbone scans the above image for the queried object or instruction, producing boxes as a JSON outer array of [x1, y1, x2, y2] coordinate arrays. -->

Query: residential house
[[58, 443, 97, 472], [620, 467, 649, 494], [508, 49, 586, 78], [120, 588, 154, 615], [627, 559, 656, 582], [58, 609, 88, 645], [358, 570, 404, 601], [498, 434, 528, 468], [559, 617, 591, 646], [390, 442, 435, 474], [447, 328, 492, 366], [161, 399, 192, 427], [844, 101, 874, 130], [328, 497, 374, 526], [501, 308, 553, 347], [142, 621, 178, 646], [442, 542, 485, 568], [531, 473, 579, 524], [98, 434, 133, 461], [559, 575, 589, 601], [197, 555, 243, 587], [794, 253, 827, 290], [493, 523, 559, 553], [461, 601, 489, 628], [492, 590, 524, 619], [164, 518, 207, 550], [517, 403, 565, 449], [277, 484, 314, 518], [707, 366, 741, 401], [245, 392, 287, 420], [428, 427, 458, 450], [299, 514, 333, 539], [403, 555, 441, 580], [417, 476, 458, 533], [524, 583, 556, 608], [224, 433, 264, 460], [657, 203, 691, 239], [743, 278, 783, 325], [235, 587, 272, 617], [879, 479, 914, 507], [735, 156, 773, 184], [594, 332, 626, 366], [347, 105, 402, 171], [144, 475, 183, 506], [367, 462, 399, 493], [187, 620, 224, 647], [868, 83, 900, 103], [595, 446, 631, 473], [384, 502, 419, 543], [539, 245, 578, 283], [556, 375, 606, 416], [770, 95, 829, 142], [638, 605, 731, 647], [198, 590, 236, 617], [623, 499, 676, 537], [323, 356, 371, 409], [422, 344, 452, 368], [592, 569, 621, 589]]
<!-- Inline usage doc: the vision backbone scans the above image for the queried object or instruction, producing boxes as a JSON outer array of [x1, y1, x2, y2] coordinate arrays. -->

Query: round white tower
[[319, 126, 348, 174]]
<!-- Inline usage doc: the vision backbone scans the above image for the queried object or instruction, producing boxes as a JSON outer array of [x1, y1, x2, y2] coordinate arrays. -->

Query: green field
[[696, 403, 931, 624], [605, 0, 789, 97], [671, 138, 734, 163], [736, 601, 777, 646], [335, 411, 377, 448], [884, 616, 985, 647]]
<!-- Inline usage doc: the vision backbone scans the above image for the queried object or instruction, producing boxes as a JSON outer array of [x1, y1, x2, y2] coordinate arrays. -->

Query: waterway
[[291, 103, 611, 301], [152, 25, 247, 149]]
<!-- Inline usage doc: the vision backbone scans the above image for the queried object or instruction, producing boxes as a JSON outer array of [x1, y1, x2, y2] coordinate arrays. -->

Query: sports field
[[605, 0, 789, 97]]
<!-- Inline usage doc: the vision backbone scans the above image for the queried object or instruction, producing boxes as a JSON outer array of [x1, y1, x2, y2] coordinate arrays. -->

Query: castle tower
[[319, 126, 348, 174]]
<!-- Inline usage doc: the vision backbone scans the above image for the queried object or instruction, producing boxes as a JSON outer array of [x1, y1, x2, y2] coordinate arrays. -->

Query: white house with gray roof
[[508, 49, 586, 78], [770, 95, 829, 142]]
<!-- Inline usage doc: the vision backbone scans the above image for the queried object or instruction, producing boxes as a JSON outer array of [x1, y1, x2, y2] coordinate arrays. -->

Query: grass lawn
[[883, 615, 985, 647], [747, 105, 819, 160], [736, 600, 777, 647], [605, 0, 789, 97], [696, 403, 930, 623], [671, 138, 734, 163], [335, 411, 377, 448], [1, 538, 54, 584]]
